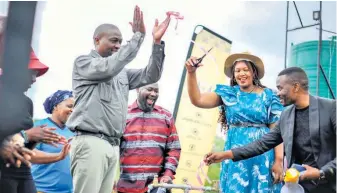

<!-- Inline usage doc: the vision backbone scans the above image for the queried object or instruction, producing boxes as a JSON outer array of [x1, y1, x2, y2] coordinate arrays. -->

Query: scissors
[[193, 47, 213, 67]]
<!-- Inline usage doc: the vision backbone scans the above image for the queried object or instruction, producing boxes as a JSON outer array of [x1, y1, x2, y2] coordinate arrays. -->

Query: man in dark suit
[[204, 67, 336, 193]]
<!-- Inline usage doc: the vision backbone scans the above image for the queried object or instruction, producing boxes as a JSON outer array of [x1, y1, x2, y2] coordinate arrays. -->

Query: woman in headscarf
[[31, 90, 74, 193], [185, 52, 284, 193]]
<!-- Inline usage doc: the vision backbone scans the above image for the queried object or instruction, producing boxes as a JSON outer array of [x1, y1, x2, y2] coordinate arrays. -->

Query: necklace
[[239, 85, 258, 94], [249, 86, 256, 93]]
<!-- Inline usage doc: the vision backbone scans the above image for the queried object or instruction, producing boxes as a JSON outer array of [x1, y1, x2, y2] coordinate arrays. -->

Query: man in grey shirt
[[66, 6, 171, 193]]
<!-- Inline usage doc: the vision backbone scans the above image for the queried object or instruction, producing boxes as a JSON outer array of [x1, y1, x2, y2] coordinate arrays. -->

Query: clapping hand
[[0, 139, 35, 168], [26, 125, 67, 147], [152, 14, 171, 44], [129, 5, 146, 34], [129, 5, 171, 44]]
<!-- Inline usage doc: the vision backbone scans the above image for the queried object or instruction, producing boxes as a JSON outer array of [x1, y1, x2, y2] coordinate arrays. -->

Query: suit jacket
[[232, 95, 336, 190]]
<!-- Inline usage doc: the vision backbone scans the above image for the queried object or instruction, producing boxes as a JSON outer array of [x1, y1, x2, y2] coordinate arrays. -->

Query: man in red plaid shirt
[[117, 83, 181, 193]]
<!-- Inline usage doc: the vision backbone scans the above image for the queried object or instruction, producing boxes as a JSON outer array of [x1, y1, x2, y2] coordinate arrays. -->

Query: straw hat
[[224, 52, 265, 79]]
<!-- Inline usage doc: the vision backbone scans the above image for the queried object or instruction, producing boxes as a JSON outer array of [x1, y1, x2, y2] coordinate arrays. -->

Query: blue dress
[[214, 85, 284, 193], [31, 118, 74, 193]]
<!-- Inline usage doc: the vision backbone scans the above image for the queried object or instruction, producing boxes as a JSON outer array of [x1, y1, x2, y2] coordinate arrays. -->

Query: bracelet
[[20, 130, 29, 144]]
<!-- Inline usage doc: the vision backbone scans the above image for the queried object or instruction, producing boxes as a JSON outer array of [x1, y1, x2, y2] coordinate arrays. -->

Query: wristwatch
[[319, 170, 326, 181]]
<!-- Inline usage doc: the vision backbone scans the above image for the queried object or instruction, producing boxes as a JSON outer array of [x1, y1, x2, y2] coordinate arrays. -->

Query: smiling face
[[94, 27, 123, 57], [52, 97, 74, 124], [137, 83, 159, 112], [276, 67, 309, 107], [276, 75, 298, 106], [233, 61, 254, 89]]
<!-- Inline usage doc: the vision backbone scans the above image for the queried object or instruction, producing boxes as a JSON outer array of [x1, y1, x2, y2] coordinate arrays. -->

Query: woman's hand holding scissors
[[185, 57, 204, 73], [185, 47, 213, 73]]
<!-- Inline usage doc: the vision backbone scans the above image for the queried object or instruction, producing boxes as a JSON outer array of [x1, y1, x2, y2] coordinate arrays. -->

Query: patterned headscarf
[[43, 90, 73, 114]]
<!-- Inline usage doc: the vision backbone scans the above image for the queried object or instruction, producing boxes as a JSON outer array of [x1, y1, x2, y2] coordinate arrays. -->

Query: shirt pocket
[[98, 81, 112, 102], [118, 73, 129, 98], [86, 87, 104, 119]]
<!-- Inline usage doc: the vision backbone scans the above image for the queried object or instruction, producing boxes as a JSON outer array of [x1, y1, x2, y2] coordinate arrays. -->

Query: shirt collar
[[90, 50, 102, 58], [47, 117, 66, 129]]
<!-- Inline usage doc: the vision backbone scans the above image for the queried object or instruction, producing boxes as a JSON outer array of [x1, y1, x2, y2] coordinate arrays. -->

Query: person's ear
[[293, 82, 300, 92], [94, 37, 100, 46]]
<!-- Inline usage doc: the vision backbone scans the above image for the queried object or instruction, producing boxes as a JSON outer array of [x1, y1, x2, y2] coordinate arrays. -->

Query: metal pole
[[319, 64, 335, 98], [288, 23, 319, 32], [316, 28, 337, 34], [284, 1, 289, 69], [316, 1, 322, 96], [293, 1, 304, 27], [147, 183, 219, 192]]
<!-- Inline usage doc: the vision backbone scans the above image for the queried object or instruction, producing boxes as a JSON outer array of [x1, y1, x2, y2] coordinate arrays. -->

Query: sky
[[0, 0, 336, 119]]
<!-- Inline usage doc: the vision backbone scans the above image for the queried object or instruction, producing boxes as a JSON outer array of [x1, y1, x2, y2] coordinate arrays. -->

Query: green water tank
[[289, 37, 336, 99]]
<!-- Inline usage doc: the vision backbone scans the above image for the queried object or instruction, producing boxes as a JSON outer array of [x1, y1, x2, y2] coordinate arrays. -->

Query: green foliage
[[203, 135, 225, 193]]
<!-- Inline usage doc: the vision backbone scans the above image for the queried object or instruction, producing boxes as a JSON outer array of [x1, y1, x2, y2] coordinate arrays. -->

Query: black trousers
[[0, 177, 37, 193]]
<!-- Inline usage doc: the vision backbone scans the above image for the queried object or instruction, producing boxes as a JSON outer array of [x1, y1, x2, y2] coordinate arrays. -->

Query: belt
[[75, 129, 120, 146], [229, 123, 267, 128]]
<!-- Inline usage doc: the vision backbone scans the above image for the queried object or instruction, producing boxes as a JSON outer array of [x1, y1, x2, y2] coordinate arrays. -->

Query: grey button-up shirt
[[66, 32, 165, 138]]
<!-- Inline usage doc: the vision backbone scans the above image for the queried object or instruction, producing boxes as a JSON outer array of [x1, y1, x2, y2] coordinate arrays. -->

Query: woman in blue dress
[[31, 90, 75, 193], [185, 52, 284, 193]]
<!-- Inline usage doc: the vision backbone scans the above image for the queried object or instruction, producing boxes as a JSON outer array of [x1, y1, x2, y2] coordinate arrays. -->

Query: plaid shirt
[[117, 101, 181, 193]]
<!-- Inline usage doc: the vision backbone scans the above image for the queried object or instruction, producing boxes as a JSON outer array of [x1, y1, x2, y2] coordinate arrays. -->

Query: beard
[[137, 97, 156, 113]]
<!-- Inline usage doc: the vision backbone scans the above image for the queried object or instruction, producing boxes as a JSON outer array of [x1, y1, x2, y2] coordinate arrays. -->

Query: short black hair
[[278, 67, 309, 91], [93, 23, 119, 40]]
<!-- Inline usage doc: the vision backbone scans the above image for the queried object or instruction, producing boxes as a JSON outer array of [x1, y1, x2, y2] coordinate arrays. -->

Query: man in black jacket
[[205, 67, 336, 193]]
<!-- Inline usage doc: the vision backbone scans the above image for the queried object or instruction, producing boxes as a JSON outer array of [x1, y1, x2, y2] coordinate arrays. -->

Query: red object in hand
[[166, 11, 184, 20], [166, 11, 184, 31]]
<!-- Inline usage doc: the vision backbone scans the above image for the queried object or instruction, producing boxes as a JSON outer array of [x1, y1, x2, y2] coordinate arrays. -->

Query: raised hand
[[129, 5, 146, 34], [152, 15, 171, 44], [185, 57, 203, 73]]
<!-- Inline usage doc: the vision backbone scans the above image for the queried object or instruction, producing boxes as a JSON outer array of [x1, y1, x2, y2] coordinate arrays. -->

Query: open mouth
[[238, 77, 248, 83], [146, 98, 155, 105]]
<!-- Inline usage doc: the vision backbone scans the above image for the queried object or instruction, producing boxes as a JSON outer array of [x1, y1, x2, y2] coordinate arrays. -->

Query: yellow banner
[[173, 25, 232, 193]]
